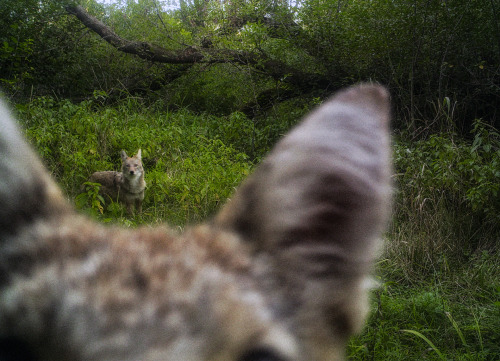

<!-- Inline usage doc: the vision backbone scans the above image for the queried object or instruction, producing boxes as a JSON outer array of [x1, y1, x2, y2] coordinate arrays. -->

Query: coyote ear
[[136, 149, 142, 159], [215, 84, 391, 336], [216, 84, 391, 256], [121, 150, 128, 161], [0, 100, 70, 234]]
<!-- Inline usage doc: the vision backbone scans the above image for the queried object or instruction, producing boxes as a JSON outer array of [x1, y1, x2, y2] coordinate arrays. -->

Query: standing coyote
[[0, 84, 392, 361], [88, 149, 146, 214]]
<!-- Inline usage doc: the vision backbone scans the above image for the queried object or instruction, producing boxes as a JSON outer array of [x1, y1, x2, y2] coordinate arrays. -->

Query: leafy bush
[[388, 121, 500, 281], [15, 97, 252, 225], [165, 64, 272, 115], [395, 120, 500, 220]]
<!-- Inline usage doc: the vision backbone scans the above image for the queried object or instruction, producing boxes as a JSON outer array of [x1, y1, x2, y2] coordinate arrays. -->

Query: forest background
[[0, 0, 499, 359]]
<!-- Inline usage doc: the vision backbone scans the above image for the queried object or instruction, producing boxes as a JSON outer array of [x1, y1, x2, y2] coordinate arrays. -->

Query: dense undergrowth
[[13, 97, 500, 360]]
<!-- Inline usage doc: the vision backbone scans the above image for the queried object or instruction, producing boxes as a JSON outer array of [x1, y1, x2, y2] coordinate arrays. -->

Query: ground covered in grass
[[349, 249, 499, 360], [14, 98, 500, 361]]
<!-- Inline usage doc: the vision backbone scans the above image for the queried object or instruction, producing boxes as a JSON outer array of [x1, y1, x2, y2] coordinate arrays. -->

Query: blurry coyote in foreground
[[0, 84, 392, 361], [87, 149, 146, 214]]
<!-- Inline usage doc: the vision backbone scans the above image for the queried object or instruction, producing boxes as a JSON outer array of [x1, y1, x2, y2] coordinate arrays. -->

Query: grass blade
[[401, 329, 446, 360]]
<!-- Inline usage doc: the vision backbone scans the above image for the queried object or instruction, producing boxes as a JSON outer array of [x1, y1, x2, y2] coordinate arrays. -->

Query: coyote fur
[[0, 84, 392, 361], [88, 149, 146, 214]]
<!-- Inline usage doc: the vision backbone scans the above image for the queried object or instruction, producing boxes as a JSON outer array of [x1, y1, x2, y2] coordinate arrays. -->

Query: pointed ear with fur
[[121, 150, 128, 162], [215, 84, 392, 354], [136, 149, 142, 160], [0, 100, 70, 236]]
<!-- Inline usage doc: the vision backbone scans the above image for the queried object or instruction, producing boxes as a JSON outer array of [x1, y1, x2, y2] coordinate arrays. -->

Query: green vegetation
[[350, 124, 500, 360], [15, 97, 254, 225], [1, 0, 498, 359], [1, 0, 497, 131], [13, 95, 500, 361]]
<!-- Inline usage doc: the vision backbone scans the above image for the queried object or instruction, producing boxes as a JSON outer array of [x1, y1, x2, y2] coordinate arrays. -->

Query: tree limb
[[65, 5, 327, 90], [66, 5, 256, 65]]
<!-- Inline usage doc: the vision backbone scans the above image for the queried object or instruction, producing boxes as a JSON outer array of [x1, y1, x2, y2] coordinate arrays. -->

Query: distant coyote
[[88, 149, 146, 214], [0, 84, 392, 361]]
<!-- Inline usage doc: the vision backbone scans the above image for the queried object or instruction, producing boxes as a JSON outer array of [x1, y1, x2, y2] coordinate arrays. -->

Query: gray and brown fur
[[88, 150, 146, 214], [0, 84, 392, 361]]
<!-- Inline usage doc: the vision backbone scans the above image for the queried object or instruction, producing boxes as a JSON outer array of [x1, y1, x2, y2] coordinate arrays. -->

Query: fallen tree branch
[[65, 5, 328, 91], [66, 5, 258, 65]]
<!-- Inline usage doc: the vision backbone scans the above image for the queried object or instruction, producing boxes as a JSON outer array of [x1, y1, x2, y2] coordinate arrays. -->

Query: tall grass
[[388, 122, 500, 283], [350, 121, 500, 360], [15, 96, 253, 225]]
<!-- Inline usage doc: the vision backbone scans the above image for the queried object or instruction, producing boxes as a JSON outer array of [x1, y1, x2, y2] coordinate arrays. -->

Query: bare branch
[[66, 5, 254, 64], [65, 5, 325, 89]]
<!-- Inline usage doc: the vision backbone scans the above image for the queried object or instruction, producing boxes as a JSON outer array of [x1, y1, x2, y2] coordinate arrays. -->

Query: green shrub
[[396, 120, 500, 223], [389, 121, 500, 276], [15, 97, 252, 226]]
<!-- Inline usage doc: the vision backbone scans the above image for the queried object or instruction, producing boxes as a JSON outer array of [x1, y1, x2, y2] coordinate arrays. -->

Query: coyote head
[[121, 149, 143, 179], [0, 84, 392, 361]]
